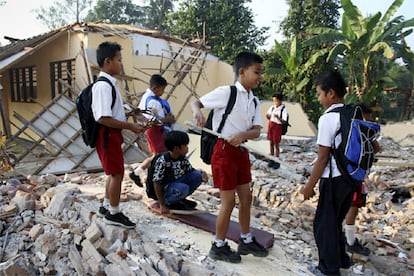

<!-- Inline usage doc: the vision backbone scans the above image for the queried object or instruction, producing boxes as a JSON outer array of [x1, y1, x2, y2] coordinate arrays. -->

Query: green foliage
[[35, 0, 92, 29], [166, 0, 268, 63], [85, 0, 144, 25], [140, 0, 176, 31]]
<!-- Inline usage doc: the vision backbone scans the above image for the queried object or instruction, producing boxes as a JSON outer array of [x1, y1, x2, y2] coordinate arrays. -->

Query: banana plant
[[304, 0, 414, 102]]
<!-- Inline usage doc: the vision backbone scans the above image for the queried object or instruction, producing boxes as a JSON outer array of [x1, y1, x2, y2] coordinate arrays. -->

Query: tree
[[36, 0, 92, 29], [85, 0, 144, 25], [140, 0, 176, 31], [166, 0, 268, 63], [264, 0, 340, 124], [304, 0, 414, 103]]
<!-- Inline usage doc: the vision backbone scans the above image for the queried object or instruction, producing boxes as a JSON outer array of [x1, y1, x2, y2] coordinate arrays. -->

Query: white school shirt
[[317, 103, 344, 178], [200, 81, 262, 137], [266, 104, 288, 124], [138, 88, 166, 119], [91, 72, 126, 122]]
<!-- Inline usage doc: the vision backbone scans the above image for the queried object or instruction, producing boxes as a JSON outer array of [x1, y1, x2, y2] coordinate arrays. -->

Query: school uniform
[[200, 81, 262, 190], [314, 103, 354, 275], [266, 104, 288, 143], [138, 88, 170, 153], [91, 72, 125, 175]]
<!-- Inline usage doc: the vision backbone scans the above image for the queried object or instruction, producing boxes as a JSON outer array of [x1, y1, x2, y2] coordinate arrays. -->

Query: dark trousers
[[314, 176, 354, 275]]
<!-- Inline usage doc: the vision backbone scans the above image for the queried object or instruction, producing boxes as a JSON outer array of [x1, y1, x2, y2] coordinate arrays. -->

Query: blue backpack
[[145, 96, 172, 132], [329, 105, 381, 185]]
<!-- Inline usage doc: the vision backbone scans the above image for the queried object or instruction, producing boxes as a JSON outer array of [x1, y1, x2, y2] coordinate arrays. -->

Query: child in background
[[129, 74, 176, 186]]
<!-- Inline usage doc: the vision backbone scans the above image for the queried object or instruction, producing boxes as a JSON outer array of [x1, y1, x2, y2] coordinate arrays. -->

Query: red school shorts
[[351, 182, 367, 208], [267, 121, 282, 144], [145, 125, 166, 154], [211, 139, 252, 190], [95, 127, 124, 175]]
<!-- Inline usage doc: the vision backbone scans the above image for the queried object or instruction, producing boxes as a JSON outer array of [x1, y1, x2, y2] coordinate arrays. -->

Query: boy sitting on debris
[[150, 130, 208, 214]]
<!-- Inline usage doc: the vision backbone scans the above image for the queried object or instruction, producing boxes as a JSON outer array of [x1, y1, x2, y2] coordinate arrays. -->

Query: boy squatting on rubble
[[191, 51, 268, 263], [151, 130, 208, 214]]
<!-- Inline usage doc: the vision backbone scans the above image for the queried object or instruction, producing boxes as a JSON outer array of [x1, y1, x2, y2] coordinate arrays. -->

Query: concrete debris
[[0, 136, 413, 275]]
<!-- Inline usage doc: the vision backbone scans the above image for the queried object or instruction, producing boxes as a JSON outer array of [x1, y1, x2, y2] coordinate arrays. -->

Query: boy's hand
[[201, 170, 208, 183], [130, 123, 146, 134], [159, 203, 170, 215], [300, 184, 316, 200], [193, 111, 205, 127], [164, 113, 176, 124]]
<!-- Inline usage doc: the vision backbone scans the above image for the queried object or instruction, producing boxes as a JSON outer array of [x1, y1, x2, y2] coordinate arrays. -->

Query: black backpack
[[280, 105, 290, 135], [146, 152, 174, 200], [200, 86, 237, 164], [76, 76, 116, 148]]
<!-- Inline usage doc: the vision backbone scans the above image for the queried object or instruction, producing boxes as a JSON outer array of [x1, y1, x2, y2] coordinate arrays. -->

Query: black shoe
[[237, 237, 268, 257], [209, 242, 241, 263], [129, 172, 143, 187], [97, 206, 108, 217], [181, 198, 197, 209], [267, 160, 280, 169], [104, 212, 136, 229], [346, 238, 370, 256], [167, 201, 191, 210]]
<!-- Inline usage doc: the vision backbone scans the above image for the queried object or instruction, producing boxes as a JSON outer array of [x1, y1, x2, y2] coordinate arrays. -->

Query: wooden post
[[0, 80, 11, 137]]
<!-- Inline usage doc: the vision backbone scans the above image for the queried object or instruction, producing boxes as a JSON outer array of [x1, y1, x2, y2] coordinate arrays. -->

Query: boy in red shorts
[[129, 74, 176, 186], [191, 52, 268, 263], [266, 93, 288, 158], [344, 103, 381, 256], [92, 41, 146, 229]]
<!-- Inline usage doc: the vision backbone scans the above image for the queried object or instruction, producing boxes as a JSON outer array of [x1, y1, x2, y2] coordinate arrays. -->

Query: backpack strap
[[95, 76, 116, 109], [95, 76, 117, 148], [217, 85, 237, 134]]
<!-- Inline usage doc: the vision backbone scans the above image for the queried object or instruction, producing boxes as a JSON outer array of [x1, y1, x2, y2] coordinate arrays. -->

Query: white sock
[[109, 205, 120, 215], [103, 198, 110, 208], [241, 232, 253, 243], [133, 166, 144, 176], [344, 224, 356, 245], [213, 237, 226, 247]]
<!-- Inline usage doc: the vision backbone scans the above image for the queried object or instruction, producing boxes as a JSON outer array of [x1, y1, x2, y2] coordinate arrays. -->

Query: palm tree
[[304, 0, 414, 102]]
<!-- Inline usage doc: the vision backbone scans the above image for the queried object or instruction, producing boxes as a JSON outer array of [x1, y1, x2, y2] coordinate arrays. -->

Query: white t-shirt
[[266, 104, 288, 124], [91, 72, 126, 122], [200, 81, 262, 137], [317, 103, 344, 178], [138, 88, 167, 119]]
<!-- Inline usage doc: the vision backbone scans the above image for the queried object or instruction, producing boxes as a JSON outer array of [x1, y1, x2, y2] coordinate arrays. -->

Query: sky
[[0, 0, 413, 50]]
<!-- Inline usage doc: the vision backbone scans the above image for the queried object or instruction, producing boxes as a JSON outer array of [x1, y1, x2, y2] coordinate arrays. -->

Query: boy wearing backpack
[[300, 70, 354, 275], [92, 41, 146, 229], [344, 103, 381, 256], [129, 74, 176, 187], [191, 52, 268, 263], [266, 93, 288, 158], [149, 130, 207, 214]]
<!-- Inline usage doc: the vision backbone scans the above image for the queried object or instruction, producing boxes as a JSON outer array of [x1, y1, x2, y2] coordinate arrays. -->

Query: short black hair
[[96, 41, 122, 68], [164, 130, 189, 151], [272, 93, 283, 100], [150, 74, 167, 88], [234, 52, 263, 77], [314, 70, 347, 98]]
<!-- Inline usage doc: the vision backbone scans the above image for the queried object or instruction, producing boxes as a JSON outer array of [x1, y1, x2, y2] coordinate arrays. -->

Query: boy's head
[[314, 70, 347, 108], [314, 70, 347, 97], [272, 93, 283, 106], [149, 74, 168, 97], [96, 42, 122, 75], [234, 52, 264, 90], [165, 130, 189, 153]]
